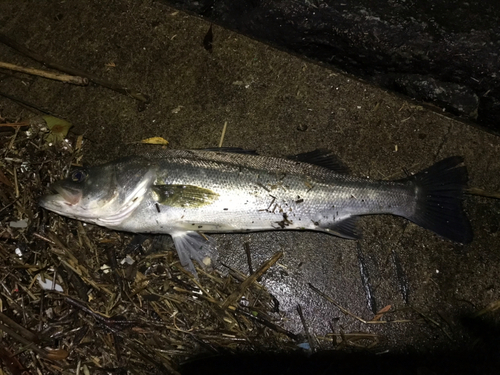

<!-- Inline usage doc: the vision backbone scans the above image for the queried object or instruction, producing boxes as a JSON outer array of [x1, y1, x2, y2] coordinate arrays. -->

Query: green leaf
[[42, 115, 72, 144]]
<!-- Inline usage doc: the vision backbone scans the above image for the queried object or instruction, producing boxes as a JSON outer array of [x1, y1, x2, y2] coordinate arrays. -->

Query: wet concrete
[[1, 0, 499, 357], [165, 0, 500, 133]]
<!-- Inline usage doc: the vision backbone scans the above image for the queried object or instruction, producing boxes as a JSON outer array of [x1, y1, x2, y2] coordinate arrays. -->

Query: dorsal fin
[[288, 149, 350, 174]]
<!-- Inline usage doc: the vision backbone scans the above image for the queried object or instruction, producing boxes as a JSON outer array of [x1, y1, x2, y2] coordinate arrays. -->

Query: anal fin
[[323, 217, 360, 240]]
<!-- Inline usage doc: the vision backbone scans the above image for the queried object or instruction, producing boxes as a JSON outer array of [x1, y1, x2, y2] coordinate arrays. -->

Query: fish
[[39, 148, 472, 275]]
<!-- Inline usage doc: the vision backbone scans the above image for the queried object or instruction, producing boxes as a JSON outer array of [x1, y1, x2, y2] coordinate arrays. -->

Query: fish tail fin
[[405, 156, 472, 243]]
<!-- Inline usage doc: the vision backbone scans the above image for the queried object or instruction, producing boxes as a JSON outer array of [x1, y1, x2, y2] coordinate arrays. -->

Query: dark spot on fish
[[266, 196, 276, 211], [295, 199, 304, 204], [275, 213, 293, 229], [256, 182, 271, 192], [133, 197, 138, 202], [312, 220, 320, 226], [198, 226, 203, 229], [275, 220, 285, 229], [155, 203, 161, 213], [223, 208, 228, 211], [192, 223, 195, 226]]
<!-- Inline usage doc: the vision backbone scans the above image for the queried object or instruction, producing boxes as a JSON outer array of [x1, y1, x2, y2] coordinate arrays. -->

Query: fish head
[[40, 157, 155, 227]]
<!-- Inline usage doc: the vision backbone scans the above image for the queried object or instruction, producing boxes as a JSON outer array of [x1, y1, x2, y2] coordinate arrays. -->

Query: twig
[[13, 167, 19, 198], [308, 283, 412, 324], [236, 307, 299, 341], [0, 121, 29, 127], [33, 233, 56, 244], [475, 299, 500, 317], [64, 296, 138, 332], [412, 307, 453, 341], [244, 242, 254, 275], [218, 121, 228, 147], [0, 61, 88, 85], [297, 304, 318, 351], [8, 124, 20, 150], [222, 251, 282, 309], [0, 322, 50, 359], [0, 312, 38, 343], [0, 33, 150, 103], [0, 90, 55, 115], [467, 187, 500, 199]]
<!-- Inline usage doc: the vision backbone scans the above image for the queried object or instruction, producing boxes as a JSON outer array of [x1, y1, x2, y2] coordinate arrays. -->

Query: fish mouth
[[39, 184, 82, 210]]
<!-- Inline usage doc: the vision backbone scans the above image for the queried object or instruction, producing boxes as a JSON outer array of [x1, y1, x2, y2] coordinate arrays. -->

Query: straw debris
[[0, 118, 297, 374]]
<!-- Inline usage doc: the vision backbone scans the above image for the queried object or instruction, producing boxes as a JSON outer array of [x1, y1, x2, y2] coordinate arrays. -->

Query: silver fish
[[39, 149, 472, 275]]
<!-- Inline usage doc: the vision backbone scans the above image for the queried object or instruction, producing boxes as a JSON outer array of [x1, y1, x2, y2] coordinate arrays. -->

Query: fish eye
[[71, 169, 87, 183]]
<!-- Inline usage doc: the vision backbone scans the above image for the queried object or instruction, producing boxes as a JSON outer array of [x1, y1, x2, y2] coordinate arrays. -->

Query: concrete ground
[[1, 0, 499, 355]]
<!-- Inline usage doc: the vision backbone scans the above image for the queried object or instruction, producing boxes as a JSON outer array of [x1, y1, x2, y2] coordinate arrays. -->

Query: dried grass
[[0, 119, 297, 374]]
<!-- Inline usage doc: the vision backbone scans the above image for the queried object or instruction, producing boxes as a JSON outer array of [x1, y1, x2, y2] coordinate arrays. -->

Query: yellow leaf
[[140, 137, 169, 145], [371, 304, 392, 322], [42, 115, 72, 144]]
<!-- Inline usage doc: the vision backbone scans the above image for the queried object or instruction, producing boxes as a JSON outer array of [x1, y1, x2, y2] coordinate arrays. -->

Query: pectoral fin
[[170, 231, 217, 277], [152, 185, 219, 208]]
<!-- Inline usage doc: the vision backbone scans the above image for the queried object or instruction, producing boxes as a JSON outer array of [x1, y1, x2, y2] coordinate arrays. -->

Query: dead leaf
[[42, 115, 72, 144], [371, 304, 392, 321], [140, 137, 169, 145]]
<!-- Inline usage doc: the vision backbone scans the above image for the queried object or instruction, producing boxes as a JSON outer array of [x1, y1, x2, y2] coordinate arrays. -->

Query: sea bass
[[39, 149, 472, 275]]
